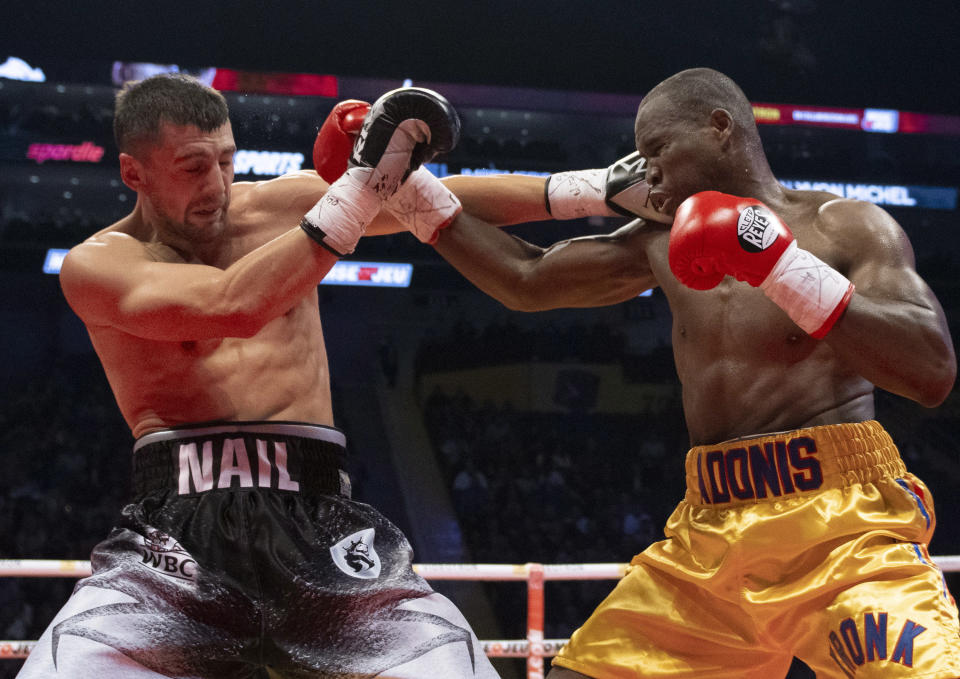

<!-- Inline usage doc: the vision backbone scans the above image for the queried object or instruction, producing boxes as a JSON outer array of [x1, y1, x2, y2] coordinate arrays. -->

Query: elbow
[[913, 349, 957, 408], [489, 269, 555, 313], [500, 278, 556, 313], [215, 297, 273, 338], [916, 386, 952, 410], [916, 366, 956, 408], [502, 294, 548, 313], [901, 320, 957, 407]]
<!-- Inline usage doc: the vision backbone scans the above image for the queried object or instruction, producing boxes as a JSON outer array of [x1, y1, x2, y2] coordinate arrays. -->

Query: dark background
[[0, 2, 958, 678], [2, 0, 958, 114]]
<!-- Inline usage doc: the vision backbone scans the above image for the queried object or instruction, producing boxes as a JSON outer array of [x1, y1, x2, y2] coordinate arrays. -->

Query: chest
[[644, 231, 818, 358]]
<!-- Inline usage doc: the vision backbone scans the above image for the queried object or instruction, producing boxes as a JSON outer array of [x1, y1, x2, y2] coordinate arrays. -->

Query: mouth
[[192, 206, 223, 220], [650, 192, 669, 214]]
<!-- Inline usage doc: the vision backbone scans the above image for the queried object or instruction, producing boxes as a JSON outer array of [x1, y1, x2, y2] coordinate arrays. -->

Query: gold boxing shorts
[[553, 421, 960, 678]]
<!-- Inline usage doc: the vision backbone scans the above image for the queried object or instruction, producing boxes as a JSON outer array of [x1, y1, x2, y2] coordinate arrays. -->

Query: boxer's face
[[131, 121, 236, 244], [634, 97, 722, 217]]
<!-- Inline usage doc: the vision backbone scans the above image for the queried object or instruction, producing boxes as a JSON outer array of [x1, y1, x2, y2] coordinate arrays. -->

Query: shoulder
[[814, 196, 911, 248], [809, 196, 915, 271], [60, 226, 159, 306], [230, 171, 328, 218], [63, 227, 149, 272], [815, 196, 901, 230]]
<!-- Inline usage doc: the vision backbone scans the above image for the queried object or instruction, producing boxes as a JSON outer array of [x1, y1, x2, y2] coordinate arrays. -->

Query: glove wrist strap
[[386, 167, 462, 244], [300, 168, 381, 256], [544, 169, 616, 220], [760, 241, 855, 338]]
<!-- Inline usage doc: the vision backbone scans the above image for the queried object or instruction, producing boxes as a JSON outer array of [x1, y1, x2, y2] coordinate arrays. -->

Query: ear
[[118, 152, 144, 192], [709, 108, 735, 148]]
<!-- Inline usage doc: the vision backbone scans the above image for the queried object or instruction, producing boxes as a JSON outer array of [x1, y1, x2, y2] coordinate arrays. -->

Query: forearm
[[364, 174, 549, 237], [432, 213, 544, 309], [826, 293, 956, 406], [442, 174, 551, 227], [191, 228, 338, 338], [434, 214, 654, 311]]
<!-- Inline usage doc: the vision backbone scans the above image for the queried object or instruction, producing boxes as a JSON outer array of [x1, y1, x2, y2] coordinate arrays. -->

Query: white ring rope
[[1, 557, 957, 672], [0, 559, 630, 580]]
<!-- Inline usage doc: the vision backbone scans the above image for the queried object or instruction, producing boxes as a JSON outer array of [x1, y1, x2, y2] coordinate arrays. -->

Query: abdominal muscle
[[667, 278, 875, 446], [90, 298, 334, 439], [678, 350, 875, 446]]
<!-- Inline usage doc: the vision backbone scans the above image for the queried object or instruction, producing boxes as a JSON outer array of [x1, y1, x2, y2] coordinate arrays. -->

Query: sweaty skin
[[59, 122, 344, 437], [59, 119, 448, 439], [431, 92, 955, 446], [58, 121, 549, 440]]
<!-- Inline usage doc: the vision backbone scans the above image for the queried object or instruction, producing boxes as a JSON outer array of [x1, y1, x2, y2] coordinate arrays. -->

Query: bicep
[[61, 242, 249, 341]]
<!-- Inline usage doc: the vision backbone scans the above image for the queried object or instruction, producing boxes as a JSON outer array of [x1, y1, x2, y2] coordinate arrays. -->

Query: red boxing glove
[[312, 100, 370, 183], [669, 191, 854, 338], [668, 191, 794, 290]]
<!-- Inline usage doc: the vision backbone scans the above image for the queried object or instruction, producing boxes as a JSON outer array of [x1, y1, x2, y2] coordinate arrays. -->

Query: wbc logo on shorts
[[134, 529, 197, 582], [330, 528, 382, 579]]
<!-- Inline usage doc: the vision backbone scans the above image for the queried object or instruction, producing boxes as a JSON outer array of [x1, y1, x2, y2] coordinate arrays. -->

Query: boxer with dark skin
[[436, 75, 953, 445], [310, 68, 958, 675], [421, 68, 960, 677]]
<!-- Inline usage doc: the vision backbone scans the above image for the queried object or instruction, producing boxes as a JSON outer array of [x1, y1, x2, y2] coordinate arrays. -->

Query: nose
[[201, 163, 228, 200], [645, 162, 661, 187]]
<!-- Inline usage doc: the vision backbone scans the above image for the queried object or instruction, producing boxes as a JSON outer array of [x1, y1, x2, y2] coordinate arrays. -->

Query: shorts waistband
[[132, 421, 351, 498], [684, 420, 905, 507]]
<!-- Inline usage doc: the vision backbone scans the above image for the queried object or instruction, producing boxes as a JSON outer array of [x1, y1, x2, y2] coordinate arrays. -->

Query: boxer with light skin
[[20, 73, 504, 679], [317, 68, 960, 677]]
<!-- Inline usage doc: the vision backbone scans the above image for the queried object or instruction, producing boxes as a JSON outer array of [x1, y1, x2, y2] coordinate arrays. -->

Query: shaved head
[[637, 68, 761, 151]]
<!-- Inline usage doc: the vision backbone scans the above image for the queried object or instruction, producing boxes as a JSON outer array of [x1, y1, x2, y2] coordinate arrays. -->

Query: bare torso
[[88, 294, 333, 438], [643, 189, 874, 444], [69, 177, 336, 438]]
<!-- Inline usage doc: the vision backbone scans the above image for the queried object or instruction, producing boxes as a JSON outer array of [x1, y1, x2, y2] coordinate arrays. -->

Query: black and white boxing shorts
[[18, 421, 498, 679]]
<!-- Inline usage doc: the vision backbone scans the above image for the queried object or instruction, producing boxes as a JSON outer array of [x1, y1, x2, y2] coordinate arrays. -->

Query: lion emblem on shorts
[[330, 528, 382, 579]]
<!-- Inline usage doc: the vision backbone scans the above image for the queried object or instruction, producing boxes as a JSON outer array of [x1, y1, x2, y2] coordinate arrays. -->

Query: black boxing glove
[[301, 87, 461, 255], [545, 151, 667, 223], [604, 152, 656, 219], [350, 87, 460, 197]]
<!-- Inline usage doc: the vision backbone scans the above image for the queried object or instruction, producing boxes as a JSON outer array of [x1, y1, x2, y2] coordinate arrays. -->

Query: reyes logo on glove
[[737, 205, 779, 253]]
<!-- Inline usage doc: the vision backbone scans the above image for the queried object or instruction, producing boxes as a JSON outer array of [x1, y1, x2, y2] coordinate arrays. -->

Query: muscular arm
[[441, 173, 552, 226], [60, 225, 338, 343], [260, 171, 552, 236], [434, 213, 660, 311], [820, 200, 956, 406], [369, 173, 553, 235]]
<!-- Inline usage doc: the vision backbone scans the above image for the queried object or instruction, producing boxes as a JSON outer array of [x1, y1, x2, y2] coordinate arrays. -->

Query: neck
[[718, 151, 784, 206], [132, 198, 222, 265]]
